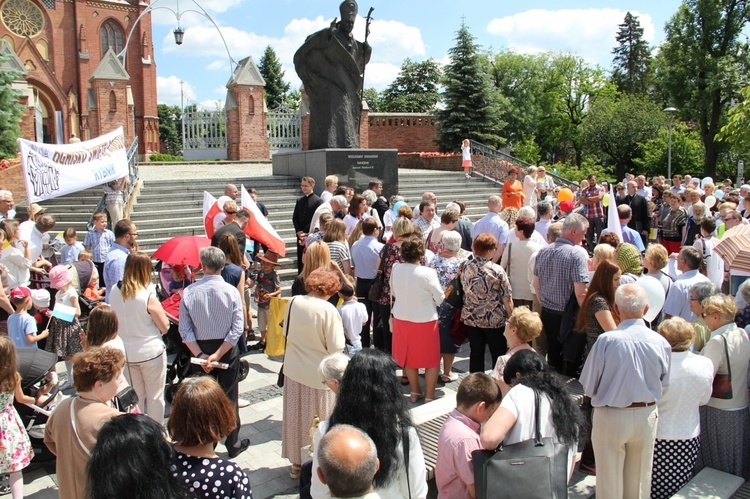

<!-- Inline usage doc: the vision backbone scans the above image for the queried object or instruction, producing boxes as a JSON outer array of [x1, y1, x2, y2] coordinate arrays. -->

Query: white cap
[[30, 289, 50, 309]]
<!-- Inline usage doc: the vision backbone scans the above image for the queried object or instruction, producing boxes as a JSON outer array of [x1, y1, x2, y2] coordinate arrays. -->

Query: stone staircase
[[34, 169, 505, 285]]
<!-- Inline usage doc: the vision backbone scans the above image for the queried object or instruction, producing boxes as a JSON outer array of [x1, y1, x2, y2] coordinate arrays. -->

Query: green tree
[[437, 22, 505, 151], [380, 58, 441, 112], [583, 92, 664, 179], [284, 89, 301, 110], [633, 122, 704, 177], [0, 56, 24, 158], [654, 0, 750, 177], [258, 45, 290, 110], [157, 104, 182, 156], [611, 12, 652, 95], [362, 88, 382, 112], [717, 85, 750, 156]]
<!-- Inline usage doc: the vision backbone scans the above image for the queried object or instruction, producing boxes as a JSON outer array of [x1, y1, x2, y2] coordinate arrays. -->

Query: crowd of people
[[1, 167, 750, 499]]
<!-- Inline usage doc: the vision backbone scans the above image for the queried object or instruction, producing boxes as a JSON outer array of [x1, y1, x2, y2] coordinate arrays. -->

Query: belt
[[605, 402, 655, 408], [541, 307, 564, 315]]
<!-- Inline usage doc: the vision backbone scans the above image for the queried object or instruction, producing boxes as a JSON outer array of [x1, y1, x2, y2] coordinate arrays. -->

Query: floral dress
[[0, 390, 33, 473]]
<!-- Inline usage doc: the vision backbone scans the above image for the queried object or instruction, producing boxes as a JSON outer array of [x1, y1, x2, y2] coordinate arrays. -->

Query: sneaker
[[238, 398, 250, 408]]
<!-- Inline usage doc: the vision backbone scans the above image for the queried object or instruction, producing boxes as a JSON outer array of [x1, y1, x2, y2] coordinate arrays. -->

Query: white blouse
[[390, 263, 444, 323], [656, 351, 713, 440]]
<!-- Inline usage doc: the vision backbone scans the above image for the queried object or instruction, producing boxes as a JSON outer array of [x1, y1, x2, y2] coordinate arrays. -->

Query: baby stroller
[[66, 260, 105, 327], [14, 348, 62, 465], [154, 260, 250, 403]]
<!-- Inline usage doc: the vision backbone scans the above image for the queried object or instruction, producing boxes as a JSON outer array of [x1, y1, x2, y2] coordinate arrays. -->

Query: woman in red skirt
[[390, 237, 444, 403]]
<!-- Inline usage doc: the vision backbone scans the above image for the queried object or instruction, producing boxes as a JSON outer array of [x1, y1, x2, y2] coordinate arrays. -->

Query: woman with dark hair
[[461, 233, 513, 373], [86, 414, 190, 499], [109, 252, 170, 423], [282, 267, 346, 480], [480, 349, 583, 477], [500, 216, 542, 309], [310, 349, 428, 499], [344, 194, 367, 235], [426, 209, 459, 254], [502, 168, 524, 210], [168, 377, 252, 498], [391, 236, 444, 402]]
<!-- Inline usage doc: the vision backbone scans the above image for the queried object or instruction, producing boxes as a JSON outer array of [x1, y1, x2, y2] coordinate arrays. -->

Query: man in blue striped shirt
[[179, 246, 249, 458]]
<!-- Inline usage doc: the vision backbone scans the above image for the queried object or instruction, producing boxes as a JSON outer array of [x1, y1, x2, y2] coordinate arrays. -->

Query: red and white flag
[[202, 191, 221, 239], [241, 185, 286, 256]]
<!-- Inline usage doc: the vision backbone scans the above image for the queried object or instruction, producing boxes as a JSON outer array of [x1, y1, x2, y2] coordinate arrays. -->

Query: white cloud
[[150, 0, 245, 26], [486, 9, 655, 65], [156, 75, 195, 106], [206, 60, 228, 71], [364, 62, 402, 89]]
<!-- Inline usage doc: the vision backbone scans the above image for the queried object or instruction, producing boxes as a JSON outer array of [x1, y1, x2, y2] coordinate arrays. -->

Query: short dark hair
[[368, 179, 382, 189], [400, 236, 425, 263], [440, 209, 459, 225], [86, 306, 119, 347], [456, 373, 500, 409], [168, 377, 236, 446], [680, 246, 702, 270], [235, 209, 251, 221], [700, 217, 716, 234], [515, 216, 535, 239], [73, 347, 125, 392], [419, 200, 434, 213], [92, 211, 107, 222], [35, 213, 56, 232], [114, 219, 133, 238], [598, 232, 620, 248], [361, 219, 378, 236]]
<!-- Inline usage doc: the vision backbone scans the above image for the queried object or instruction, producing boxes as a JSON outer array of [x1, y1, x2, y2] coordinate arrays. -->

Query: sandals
[[409, 392, 424, 403], [249, 341, 266, 351], [400, 376, 410, 386], [440, 372, 459, 383]]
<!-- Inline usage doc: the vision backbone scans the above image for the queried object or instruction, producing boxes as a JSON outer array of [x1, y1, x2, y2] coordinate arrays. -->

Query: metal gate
[[183, 102, 227, 160], [267, 103, 301, 154]]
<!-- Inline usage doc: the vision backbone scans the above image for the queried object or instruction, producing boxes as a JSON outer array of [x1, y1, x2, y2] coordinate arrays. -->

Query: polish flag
[[241, 185, 286, 256], [202, 191, 222, 239]]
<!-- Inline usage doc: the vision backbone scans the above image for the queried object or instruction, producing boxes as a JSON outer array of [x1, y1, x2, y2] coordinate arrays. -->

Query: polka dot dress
[[171, 452, 252, 499]]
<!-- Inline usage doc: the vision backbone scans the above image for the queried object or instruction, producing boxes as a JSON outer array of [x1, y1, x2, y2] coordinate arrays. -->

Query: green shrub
[[149, 153, 183, 162]]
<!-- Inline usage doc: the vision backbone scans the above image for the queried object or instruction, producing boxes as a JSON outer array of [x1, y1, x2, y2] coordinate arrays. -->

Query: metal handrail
[[469, 139, 576, 188]]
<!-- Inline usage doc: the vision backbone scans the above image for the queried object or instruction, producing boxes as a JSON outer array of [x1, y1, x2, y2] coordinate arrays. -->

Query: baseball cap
[[10, 286, 31, 301], [559, 200, 575, 213]]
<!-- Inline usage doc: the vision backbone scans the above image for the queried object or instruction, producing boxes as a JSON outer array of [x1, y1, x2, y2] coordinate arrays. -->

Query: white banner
[[18, 127, 128, 203]]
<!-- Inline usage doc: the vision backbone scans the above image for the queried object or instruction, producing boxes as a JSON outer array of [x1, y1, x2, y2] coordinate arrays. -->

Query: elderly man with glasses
[[0, 190, 15, 220], [536, 167, 555, 200]]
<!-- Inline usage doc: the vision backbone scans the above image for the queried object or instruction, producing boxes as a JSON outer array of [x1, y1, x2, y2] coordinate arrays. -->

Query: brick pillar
[[226, 84, 270, 160]]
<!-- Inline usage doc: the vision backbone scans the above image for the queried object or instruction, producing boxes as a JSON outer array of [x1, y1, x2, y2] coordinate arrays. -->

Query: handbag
[[116, 346, 140, 413], [367, 244, 390, 302], [472, 389, 570, 499], [444, 261, 466, 309], [711, 335, 733, 400], [277, 297, 296, 387]]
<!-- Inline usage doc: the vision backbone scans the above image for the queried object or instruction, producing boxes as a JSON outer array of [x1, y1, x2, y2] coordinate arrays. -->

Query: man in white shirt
[[350, 219, 383, 348], [664, 247, 711, 321], [535, 200, 553, 242], [636, 175, 651, 199], [310, 195, 348, 232], [473, 196, 509, 262], [321, 175, 338, 203], [413, 192, 437, 218]]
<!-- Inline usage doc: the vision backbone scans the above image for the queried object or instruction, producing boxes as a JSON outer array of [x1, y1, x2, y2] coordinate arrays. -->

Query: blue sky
[[149, 0, 684, 108]]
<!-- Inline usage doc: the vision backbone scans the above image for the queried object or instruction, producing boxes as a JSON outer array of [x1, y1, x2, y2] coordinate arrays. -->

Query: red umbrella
[[151, 236, 211, 267]]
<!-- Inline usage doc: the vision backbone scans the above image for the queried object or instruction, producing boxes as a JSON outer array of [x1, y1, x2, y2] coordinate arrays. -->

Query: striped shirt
[[326, 241, 351, 270], [178, 274, 243, 345], [533, 237, 589, 311], [84, 229, 115, 262]]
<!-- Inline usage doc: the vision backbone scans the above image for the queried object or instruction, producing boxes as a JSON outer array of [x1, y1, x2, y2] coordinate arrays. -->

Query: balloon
[[635, 275, 666, 323], [701, 176, 713, 188], [603, 193, 610, 207], [715, 189, 725, 200], [557, 188, 574, 203], [705, 195, 716, 209]]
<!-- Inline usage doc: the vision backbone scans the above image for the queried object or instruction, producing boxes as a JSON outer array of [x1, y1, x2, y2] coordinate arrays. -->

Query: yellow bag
[[265, 296, 289, 357]]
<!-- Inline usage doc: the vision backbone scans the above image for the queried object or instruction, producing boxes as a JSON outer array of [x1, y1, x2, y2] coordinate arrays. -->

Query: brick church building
[[0, 0, 158, 156]]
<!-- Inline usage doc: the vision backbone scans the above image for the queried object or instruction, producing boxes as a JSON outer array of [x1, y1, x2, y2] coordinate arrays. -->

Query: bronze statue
[[294, 1, 372, 149]]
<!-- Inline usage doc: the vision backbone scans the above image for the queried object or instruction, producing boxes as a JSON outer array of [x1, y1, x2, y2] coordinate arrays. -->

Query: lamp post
[[738, 160, 745, 187], [664, 107, 677, 181], [118, 0, 236, 73]]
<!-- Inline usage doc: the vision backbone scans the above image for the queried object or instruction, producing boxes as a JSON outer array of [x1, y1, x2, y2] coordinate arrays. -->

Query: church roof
[[89, 48, 130, 82], [226, 56, 265, 87]]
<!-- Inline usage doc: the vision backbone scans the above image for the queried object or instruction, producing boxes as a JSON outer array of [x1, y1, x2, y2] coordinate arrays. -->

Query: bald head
[[488, 195, 501, 212], [317, 424, 379, 498], [225, 184, 238, 199]]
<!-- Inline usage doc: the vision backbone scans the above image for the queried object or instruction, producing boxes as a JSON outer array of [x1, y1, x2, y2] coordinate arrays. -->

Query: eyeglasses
[[225, 211, 236, 215]]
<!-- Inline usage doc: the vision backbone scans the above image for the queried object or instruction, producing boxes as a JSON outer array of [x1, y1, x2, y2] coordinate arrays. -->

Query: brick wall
[[368, 113, 439, 152], [226, 85, 270, 160], [398, 153, 461, 170], [0, 164, 27, 203]]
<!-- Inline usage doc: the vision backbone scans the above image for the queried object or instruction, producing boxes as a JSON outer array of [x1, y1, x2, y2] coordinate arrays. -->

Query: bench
[[672, 467, 744, 498]]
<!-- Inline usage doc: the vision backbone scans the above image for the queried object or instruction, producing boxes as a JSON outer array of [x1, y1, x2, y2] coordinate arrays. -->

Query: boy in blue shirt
[[8, 286, 48, 348]]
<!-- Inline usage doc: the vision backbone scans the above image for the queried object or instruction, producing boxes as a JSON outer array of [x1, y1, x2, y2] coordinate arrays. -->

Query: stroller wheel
[[165, 383, 180, 404], [239, 359, 250, 382]]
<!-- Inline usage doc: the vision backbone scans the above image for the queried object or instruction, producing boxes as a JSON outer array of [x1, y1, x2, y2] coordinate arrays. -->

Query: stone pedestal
[[272, 149, 398, 199]]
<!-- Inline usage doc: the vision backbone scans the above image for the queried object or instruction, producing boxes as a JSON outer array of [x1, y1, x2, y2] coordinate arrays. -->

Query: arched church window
[[109, 90, 117, 112], [100, 19, 123, 57]]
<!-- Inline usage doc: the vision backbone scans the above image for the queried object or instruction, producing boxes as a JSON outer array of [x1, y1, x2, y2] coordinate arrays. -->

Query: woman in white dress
[[523, 166, 538, 208]]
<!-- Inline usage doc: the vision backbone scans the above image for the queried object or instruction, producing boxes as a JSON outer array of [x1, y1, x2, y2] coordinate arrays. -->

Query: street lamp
[[118, 0, 236, 73], [664, 107, 677, 181]]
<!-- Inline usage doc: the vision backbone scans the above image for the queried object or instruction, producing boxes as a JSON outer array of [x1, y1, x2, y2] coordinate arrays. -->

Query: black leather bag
[[114, 386, 139, 413], [472, 390, 570, 499], [367, 244, 390, 302], [444, 261, 466, 309]]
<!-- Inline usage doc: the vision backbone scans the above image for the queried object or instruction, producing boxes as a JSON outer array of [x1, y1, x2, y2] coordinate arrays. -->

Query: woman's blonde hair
[[593, 244, 615, 268], [508, 306, 543, 342], [392, 217, 415, 239], [645, 244, 669, 270], [347, 221, 363, 248], [657, 317, 694, 352], [301, 241, 332, 280], [120, 252, 153, 300], [701, 294, 737, 324], [323, 219, 347, 243]]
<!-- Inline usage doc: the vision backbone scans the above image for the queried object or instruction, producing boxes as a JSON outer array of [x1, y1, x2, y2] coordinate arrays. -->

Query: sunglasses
[[225, 211, 237, 215]]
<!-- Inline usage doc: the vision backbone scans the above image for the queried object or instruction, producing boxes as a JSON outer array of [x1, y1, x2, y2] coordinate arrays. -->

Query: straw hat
[[27, 203, 46, 219]]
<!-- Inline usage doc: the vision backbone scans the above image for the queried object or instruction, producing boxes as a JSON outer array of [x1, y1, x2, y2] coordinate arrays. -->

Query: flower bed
[[398, 152, 462, 171]]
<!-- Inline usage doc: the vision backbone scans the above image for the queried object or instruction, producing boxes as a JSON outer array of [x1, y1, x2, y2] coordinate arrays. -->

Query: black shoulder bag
[[367, 244, 390, 302], [472, 389, 570, 499]]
